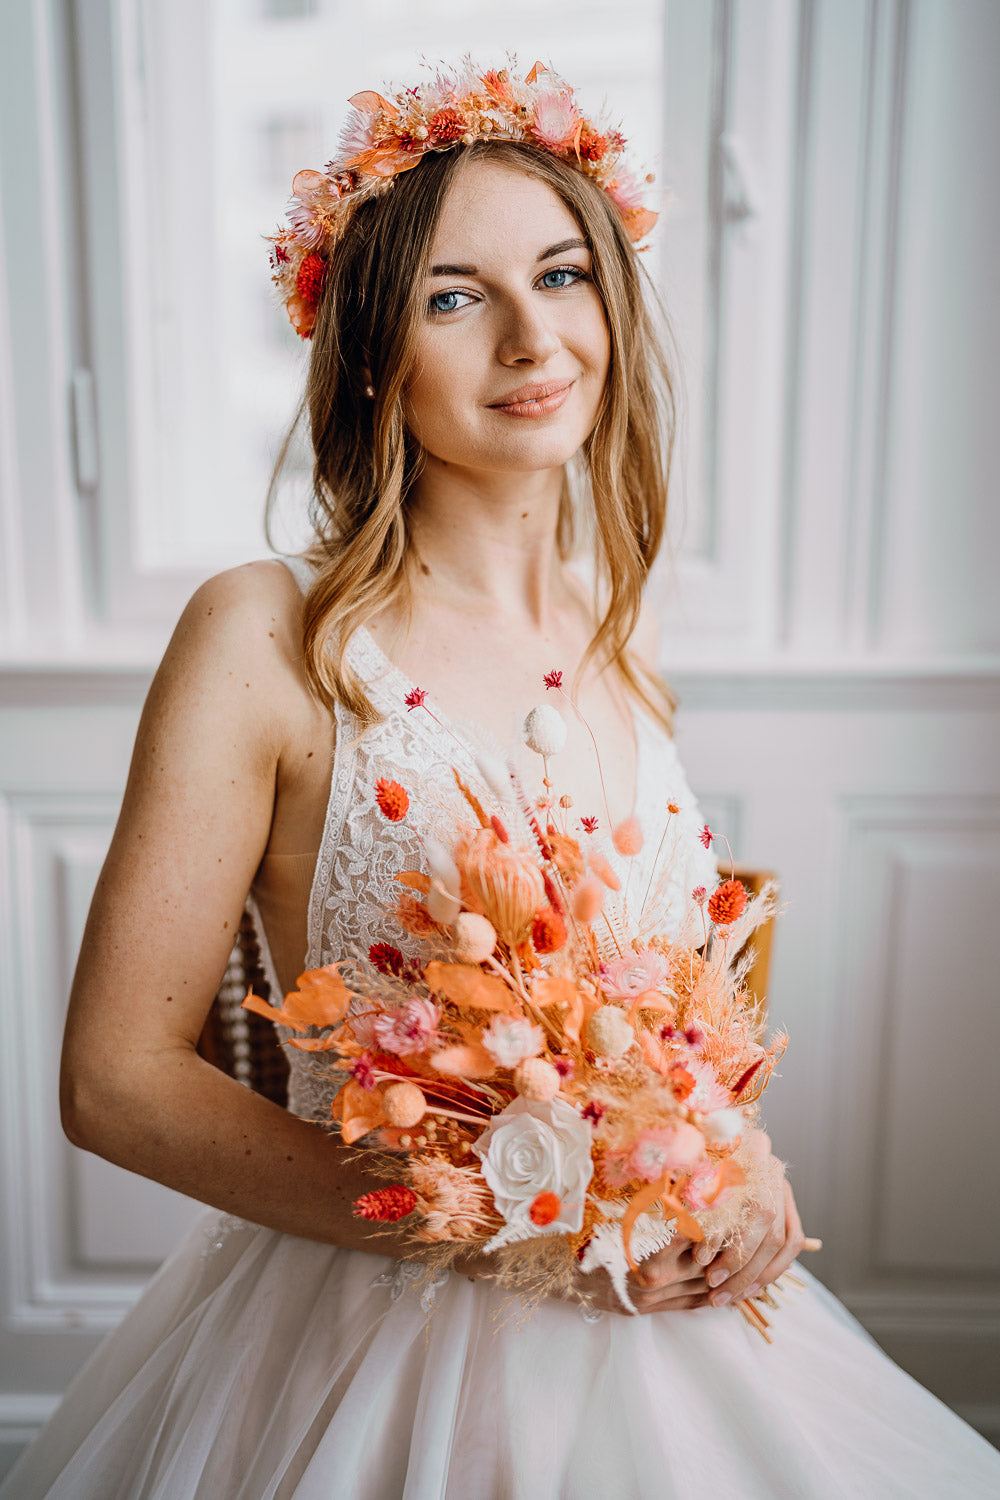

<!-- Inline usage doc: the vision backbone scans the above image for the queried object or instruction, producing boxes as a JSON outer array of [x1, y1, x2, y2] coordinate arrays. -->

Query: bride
[[5, 61, 998, 1500]]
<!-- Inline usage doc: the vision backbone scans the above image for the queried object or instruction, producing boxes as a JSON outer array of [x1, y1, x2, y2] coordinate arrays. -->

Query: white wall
[[1, 0, 998, 1472]]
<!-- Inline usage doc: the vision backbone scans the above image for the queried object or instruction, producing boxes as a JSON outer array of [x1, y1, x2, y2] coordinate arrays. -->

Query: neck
[[404, 459, 569, 628]]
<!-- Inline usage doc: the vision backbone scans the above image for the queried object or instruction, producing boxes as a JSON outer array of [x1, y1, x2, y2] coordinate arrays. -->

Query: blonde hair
[[268, 139, 679, 732]]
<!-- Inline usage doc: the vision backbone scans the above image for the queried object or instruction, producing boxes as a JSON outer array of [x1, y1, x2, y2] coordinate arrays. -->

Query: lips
[[487, 379, 575, 418]]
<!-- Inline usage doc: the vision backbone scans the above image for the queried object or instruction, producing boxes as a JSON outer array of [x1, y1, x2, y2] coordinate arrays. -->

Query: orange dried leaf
[[332, 1080, 386, 1144], [285, 1034, 346, 1052], [705, 1159, 746, 1204], [282, 965, 352, 1029], [424, 961, 515, 1011], [241, 987, 308, 1033], [396, 870, 431, 894], [532, 975, 586, 1044], [525, 60, 547, 83], [348, 89, 399, 117], [661, 1187, 704, 1243], [429, 1043, 497, 1079], [622, 1177, 667, 1270]]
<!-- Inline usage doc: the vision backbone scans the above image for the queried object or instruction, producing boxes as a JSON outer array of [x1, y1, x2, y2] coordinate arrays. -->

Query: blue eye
[[428, 289, 474, 315], [540, 267, 586, 290]]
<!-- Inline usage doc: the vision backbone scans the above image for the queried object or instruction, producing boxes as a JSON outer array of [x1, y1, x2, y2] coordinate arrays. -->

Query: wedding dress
[[4, 559, 999, 1500]]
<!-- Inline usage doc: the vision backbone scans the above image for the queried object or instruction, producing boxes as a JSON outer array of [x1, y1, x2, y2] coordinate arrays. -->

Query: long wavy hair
[[267, 138, 679, 732]]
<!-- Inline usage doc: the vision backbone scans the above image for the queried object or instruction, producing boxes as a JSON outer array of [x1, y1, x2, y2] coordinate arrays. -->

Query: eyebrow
[[428, 237, 589, 277]]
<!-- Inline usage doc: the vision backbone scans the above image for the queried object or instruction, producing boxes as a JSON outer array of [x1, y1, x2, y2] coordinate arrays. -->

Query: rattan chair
[[199, 867, 778, 1104]]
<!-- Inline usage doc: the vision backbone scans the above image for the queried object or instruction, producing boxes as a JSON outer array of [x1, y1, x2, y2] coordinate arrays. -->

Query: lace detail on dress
[[258, 568, 717, 1123]]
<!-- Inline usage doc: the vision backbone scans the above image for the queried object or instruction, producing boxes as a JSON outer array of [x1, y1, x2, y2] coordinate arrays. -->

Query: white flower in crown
[[474, 1096, 594, 1249]]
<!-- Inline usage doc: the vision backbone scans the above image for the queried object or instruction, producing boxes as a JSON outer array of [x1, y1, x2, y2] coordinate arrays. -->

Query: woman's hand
[[692, 1133, 806, 1307]]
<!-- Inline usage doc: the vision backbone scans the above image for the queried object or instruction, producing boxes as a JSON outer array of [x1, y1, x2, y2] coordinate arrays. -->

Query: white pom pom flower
[[523, 704, 567, 757]]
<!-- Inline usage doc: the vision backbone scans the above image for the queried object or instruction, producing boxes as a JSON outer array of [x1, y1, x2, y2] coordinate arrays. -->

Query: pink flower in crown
[[626, 1122, 704, 1182], [599, 1148, 632, 1189], [530, 91, 579, 151], [682, 1058, 732, 1114], [600, 947, 670, 1001], [374, 997, 442, 1056], [606, 171, 645, 212], [347, 1009, 380, 1049]]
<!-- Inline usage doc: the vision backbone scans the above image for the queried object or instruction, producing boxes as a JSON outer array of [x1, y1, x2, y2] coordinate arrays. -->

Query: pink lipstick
[[487, 379, 574, 418]]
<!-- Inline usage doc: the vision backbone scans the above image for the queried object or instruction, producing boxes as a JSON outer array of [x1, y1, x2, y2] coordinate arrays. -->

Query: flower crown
[[267, 58, 659, 339]]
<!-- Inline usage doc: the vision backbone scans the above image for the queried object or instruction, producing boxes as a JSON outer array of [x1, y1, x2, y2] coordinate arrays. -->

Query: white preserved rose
[[473, 1096, 594, 1251]]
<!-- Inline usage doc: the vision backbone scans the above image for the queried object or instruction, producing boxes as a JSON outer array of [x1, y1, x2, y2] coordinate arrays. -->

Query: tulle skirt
[[3, 1209, 998, 1500]]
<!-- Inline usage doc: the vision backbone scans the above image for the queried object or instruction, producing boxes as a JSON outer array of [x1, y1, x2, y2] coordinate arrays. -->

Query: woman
[[5, 61, 998, 1500]]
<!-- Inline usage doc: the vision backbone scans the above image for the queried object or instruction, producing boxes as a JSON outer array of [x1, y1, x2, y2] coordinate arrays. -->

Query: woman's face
[[403, 158, 611, 477]]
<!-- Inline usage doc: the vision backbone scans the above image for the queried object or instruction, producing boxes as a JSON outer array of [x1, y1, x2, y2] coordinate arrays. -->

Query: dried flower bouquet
[[244, 675, 793, 1334]]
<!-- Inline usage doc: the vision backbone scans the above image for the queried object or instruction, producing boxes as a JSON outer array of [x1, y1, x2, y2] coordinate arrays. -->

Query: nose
[[495, 293, 561, 366]]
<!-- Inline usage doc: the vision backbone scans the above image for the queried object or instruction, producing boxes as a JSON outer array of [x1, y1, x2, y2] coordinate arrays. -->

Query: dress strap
[[276, 553, 315, 596]]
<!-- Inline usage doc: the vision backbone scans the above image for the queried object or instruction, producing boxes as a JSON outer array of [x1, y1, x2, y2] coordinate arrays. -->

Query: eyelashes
[[426, 265, 591, 317]]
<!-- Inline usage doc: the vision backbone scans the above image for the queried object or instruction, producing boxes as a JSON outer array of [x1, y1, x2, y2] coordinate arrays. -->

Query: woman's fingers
[[735, 1179, 806, 1301], [709, 1173, 803, 1306]]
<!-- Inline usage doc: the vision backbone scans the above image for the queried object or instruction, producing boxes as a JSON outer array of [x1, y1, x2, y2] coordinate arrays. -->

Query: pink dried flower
[[606, 170, 644, 211], [553, 1054, 575, 1080], [581, 816, 599, 834], [682, 1161, 737, 1213], [698, 825, 715, 850], [600, 947, 670, 1001], [404, 688, 427, 711], [543, 669, 563, 690], [530, 91, 579, 150], [373, 998, 441, 1056], [691, 886, 708, 906], [627, 1123, 704, 1182], [682, 1058, 731, 1113]]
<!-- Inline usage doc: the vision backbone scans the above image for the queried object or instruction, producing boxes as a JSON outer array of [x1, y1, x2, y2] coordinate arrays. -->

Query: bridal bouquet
[[244, 675, 788, 1335]]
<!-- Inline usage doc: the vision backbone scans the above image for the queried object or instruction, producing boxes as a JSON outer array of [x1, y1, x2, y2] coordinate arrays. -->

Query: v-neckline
[[351, 623, 650, 827]]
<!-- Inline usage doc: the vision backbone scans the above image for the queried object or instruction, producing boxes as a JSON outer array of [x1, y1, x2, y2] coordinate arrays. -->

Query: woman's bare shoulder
[[159, 559, 321, 754]]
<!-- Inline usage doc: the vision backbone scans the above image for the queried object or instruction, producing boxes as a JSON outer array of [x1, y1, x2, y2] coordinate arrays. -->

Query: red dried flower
[[350, 1052, 377, 1090], [353, 1186, 418, 1222], [295, 252, 327, 305], [529, 1190, 562, 1226], [699, 824, 715, 849], [578, 128, 608, 162], [273, 243, 290, 265], [404, 688, 427, 711], [543, 669, 564, 690], [581, 816, 599, 834], [691, 885, 708, 906], [582, 1101, 606, 1126], [369, 942, 405, 976], [707, 879, 747, 927], [684, 1024, 705, 1048], [553, 1054, 575, 1079], [429, 108, 467, 142], [542, 869, 566, 915], [375, 777, 409, 821], [531, 904, 567, 954]]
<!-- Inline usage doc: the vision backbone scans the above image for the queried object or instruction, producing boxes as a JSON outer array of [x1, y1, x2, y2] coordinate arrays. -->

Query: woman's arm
[[60, 563, 421, 1257]]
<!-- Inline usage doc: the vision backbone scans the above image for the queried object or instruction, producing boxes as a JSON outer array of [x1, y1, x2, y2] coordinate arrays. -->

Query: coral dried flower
[[612, 817, 643, 857], [429, 107, 467, 142], [375, 778, 409, 821], [353, 1185, 418, 1221], [404, 688, 427, 711], [529, 1190, 563, 1226], [699, 824, 715, 849], [707, 879, 747, 927], [581, 816, 599, 834], [531, 904, 567, 955]]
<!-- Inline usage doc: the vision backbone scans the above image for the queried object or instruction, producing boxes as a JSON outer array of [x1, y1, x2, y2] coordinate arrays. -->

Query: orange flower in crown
[[266, 56, 661, 338]]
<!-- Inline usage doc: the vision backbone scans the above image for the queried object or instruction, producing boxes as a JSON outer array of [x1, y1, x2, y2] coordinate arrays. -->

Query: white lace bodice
[[258, 559, 718, 1122]]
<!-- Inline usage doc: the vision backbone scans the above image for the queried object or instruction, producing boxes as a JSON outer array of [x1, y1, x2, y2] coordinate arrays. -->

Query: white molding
[[824, 795, 1000, 1309]]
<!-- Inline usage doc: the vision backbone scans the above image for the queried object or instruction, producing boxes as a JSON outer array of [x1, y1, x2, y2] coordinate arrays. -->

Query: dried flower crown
[[267, 58, 659, 339]]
